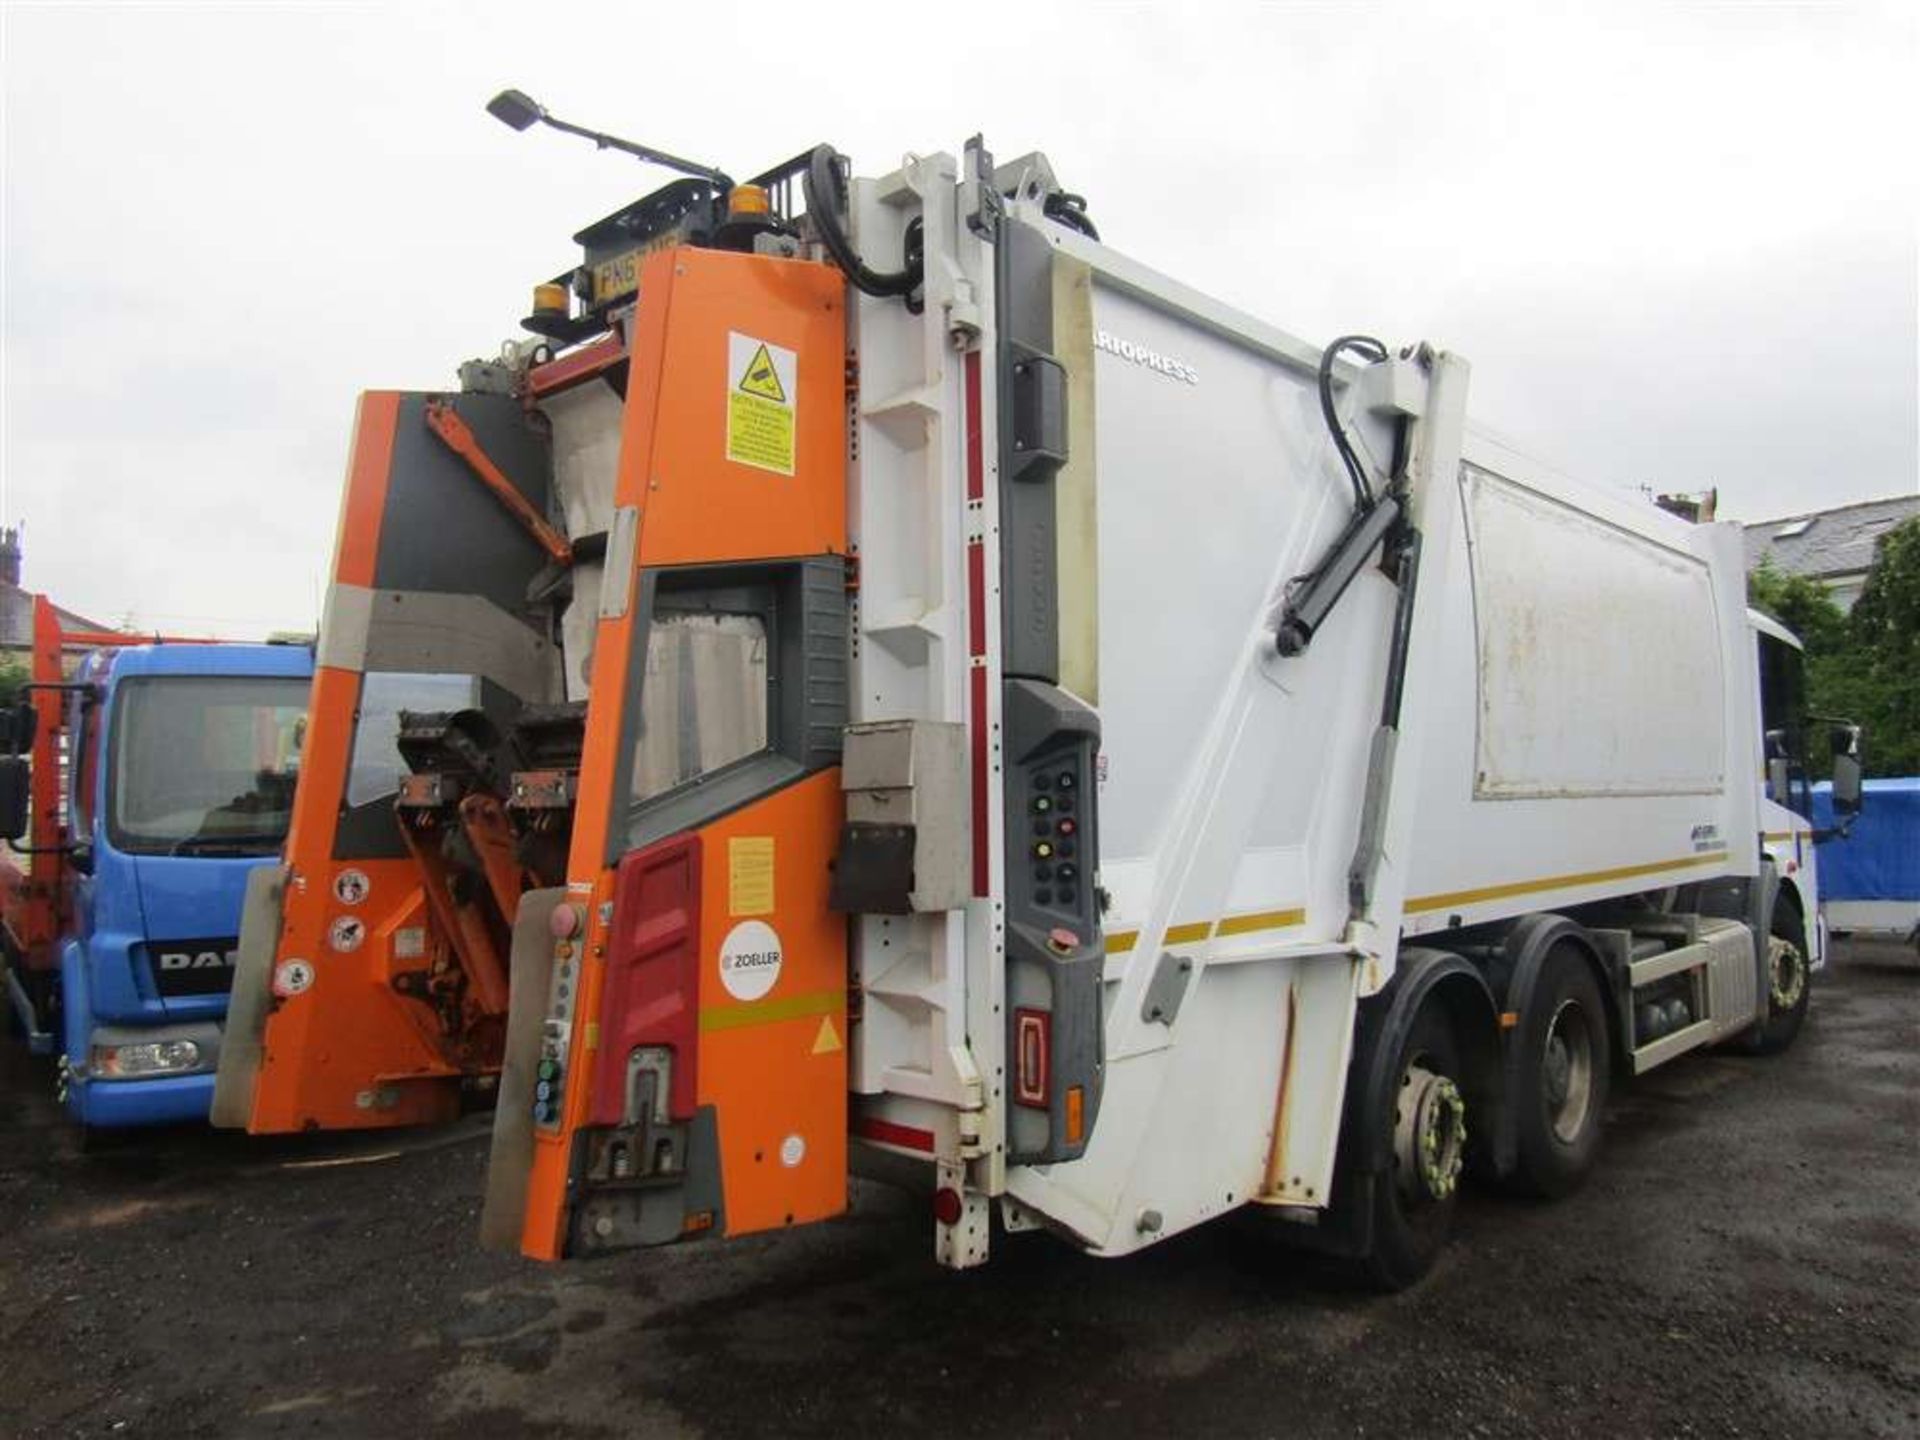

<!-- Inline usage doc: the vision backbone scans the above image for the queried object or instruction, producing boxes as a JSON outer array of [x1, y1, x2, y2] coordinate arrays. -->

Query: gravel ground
[[1, 937, 1914, 1439]]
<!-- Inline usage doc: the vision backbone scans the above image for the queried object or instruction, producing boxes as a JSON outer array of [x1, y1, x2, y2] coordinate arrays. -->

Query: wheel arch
[[1348, 947, 1503, 1181], [1495, 913, 1625, 1088], [1774, 872, 1812, 955], [1292, 947, 1502, 1270]]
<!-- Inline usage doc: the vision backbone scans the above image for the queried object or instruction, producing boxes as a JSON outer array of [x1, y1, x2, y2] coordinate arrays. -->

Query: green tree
[[1844, 516, 1920, 777], [1748, 517, 1920, 779], [1747, 554, 1847, 652], [0, 655, 28, 706]]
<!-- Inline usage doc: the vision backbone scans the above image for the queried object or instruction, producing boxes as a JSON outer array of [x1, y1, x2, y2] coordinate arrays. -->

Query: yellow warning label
[[811, 1015, 842, 1055], [728, 836, 775, 917], [736, 342, 786, 402], [725, 331, 796, 475]]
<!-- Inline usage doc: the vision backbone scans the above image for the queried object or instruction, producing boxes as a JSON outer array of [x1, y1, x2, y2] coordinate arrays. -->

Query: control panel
[[1001, 678, 1105, 1164], [534, 906, 585, 1131]]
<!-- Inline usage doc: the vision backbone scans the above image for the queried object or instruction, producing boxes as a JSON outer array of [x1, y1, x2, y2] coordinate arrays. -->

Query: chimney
[[0, 526, 20, 589]]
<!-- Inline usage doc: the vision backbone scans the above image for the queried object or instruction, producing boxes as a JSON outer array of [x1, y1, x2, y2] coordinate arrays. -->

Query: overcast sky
[[3, 0, 1915, 637]]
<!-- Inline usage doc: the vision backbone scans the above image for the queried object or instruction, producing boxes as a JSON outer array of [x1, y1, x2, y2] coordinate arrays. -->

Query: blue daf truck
[[2, 617, 311, 1130]]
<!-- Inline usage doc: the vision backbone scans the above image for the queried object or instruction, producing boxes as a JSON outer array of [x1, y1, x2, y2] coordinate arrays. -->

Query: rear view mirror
[[0, 700, 35, 757], [1830, 724, 1864, 816], [1766, 756, 1791, 805], [0, 755, 29, 842]]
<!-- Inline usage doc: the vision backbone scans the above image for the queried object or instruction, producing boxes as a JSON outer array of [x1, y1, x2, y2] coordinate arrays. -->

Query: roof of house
[[1744, 494, 1920, 581], [0, 583, 117, 650]]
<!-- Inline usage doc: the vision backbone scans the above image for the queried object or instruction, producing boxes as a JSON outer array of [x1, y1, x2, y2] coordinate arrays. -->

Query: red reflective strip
[[853, 1115, 936, 1153], [967, 542, 986, 657], [964, 347, 991, 897], [970, 666, 990, 895], [964, 351, 984, 503]]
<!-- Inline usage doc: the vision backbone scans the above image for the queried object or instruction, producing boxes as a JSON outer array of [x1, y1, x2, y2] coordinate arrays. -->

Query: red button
[[1047, 927, 1079, 955]]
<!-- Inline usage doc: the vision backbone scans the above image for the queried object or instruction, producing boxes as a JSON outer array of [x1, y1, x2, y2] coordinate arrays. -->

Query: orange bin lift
[[216, 231, 854, 1257]]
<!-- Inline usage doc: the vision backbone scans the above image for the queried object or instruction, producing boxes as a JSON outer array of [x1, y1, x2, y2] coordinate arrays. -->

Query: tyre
[[1509, 945, 1611, 1198], [1360, 1001, 1467, 1290], [1736, 898, 1810, 1055]]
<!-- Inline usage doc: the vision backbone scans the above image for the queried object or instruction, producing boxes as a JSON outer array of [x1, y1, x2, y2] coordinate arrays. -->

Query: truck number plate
[[593, 250, 640, 305]]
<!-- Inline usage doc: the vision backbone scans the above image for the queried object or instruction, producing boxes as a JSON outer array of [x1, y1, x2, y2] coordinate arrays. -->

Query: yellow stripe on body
[[1103, 906, 1307, 956], [1404, 851, 1730, 916], [699, 989, 844, 1034], [1216, 907, 1308, 938]]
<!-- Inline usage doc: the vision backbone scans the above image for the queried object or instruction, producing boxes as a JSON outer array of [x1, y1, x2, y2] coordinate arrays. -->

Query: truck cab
[[3, 628, 311, 1128], [1750, 606, 1867, 988]]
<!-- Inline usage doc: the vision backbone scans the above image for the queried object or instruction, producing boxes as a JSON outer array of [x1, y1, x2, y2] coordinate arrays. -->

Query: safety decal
[[725, 331, 797, 476], [332, 868, 370, 905], [273, 959, 315, 997], [718, 919, 783, 1002], [779, 1133, 807, 1168], [328, 915, 366, 953], [728, 835, 775, 917], [810, 1015, 842, 1055]]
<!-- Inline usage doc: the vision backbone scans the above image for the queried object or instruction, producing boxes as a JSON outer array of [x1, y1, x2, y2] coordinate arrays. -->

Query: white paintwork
[[841, 152, 1003, 1239], [817, 154, 1784, 1264], [1828, 900, 1918, 934], [1462, 465, 1725, 800]]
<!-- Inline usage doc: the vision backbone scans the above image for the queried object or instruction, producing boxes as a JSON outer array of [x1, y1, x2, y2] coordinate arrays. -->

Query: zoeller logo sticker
[[718, 919, 783, 1002]]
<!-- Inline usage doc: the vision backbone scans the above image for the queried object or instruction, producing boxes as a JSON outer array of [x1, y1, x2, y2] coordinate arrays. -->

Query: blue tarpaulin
[[1813, 778, 1920, 902]]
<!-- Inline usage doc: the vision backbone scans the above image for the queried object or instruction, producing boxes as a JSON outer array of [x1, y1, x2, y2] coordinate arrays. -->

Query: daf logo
[[1093, 328, 1199, 385], [158, 949, 239, 971]]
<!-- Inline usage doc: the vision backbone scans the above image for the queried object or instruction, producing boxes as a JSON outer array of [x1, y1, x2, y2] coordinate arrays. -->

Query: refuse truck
[[213, 102, 1864, 1286], [1, 595, 311, 1128]]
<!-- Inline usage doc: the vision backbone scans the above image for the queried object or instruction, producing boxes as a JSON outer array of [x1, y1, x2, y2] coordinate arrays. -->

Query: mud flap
[[480, 886, 563, 1252], [209, 865, 288, 1130]]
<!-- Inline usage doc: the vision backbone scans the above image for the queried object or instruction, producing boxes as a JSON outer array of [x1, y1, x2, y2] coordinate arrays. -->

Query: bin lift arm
[[424, 400, 574, 567]]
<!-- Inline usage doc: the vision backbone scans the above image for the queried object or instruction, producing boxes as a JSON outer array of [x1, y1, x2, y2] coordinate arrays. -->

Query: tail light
[[1014, 1008, 1050, 1108]]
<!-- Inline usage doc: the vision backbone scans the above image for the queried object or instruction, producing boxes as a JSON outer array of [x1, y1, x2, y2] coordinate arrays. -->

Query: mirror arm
[[3, 838, 83, 857]]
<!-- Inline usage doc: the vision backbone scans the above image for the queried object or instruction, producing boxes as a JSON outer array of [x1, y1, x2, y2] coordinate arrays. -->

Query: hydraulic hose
[[1318, 335, 1390, 509], [803, 145, 923, 299]]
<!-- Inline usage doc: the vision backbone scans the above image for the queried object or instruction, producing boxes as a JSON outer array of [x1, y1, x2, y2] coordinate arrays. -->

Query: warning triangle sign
[[737, 343, 786, 403], [811, 1015, 842, 1055]]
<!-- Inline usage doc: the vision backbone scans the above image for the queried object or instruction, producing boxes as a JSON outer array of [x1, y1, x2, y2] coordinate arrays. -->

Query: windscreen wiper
[[169, 833, 285, 857]]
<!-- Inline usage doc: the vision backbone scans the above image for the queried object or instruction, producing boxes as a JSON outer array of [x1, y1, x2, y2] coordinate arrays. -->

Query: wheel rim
[[1542, 999, 1594, 1145], [1768, 935, 1807, 1012], [1394, 1061, 1466, 1202]]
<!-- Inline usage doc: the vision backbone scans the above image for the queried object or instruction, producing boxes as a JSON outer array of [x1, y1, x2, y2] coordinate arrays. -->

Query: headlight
[[92, 1040, 203, 1077]]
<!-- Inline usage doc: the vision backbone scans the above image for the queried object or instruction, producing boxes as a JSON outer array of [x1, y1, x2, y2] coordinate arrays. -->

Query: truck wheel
[[1510, 947, 1610, 1198], [1363, 1002, 1467, 1290], [1737, 901, 1810, 1055]]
